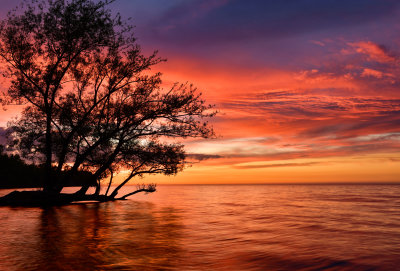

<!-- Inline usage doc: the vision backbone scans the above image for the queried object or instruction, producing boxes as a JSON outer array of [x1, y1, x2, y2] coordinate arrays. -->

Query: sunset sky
[[1, 0, 400, 184]]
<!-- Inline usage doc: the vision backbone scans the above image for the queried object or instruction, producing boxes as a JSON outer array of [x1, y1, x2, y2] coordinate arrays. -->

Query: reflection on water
[[0, 201, 184, 271], [1, 184, 400, 270]]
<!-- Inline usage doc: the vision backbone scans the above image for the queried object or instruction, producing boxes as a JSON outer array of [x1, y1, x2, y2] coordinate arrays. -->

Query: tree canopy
[[0, 0, 215, 204]]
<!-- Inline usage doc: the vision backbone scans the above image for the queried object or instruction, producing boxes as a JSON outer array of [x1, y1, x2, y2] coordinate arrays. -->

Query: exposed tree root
[[0, 185, 156, 207]]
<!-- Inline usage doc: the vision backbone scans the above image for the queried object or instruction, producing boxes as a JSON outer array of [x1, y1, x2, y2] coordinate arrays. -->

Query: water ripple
[[1, 184, 400, 270]]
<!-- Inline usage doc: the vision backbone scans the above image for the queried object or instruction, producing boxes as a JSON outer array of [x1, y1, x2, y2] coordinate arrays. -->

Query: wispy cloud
[[192, 39, 400, 164], [233, 161, 322, 169], [187, 153, 224, 161], [347, 41, 397, 63]]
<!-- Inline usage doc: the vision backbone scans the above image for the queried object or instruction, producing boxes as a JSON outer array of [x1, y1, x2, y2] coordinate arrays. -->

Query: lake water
[[0, 184, 400, 270]]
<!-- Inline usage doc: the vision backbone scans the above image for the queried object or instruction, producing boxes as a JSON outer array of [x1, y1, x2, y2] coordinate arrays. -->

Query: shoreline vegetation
[[0, 146, 95, 190], [0, 148, 156, 206]]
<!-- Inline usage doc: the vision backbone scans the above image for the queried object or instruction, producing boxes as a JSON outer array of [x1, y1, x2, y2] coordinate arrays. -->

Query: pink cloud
[[361, 68, 384, 78], [348, 41, 396, 63], [310, 40, 325, 47], [295, 40, 400, 97]]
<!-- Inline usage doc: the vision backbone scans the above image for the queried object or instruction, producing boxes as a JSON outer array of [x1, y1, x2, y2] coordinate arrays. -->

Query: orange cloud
[[361, 68, 384, 78], [347, 41, 396, 63]]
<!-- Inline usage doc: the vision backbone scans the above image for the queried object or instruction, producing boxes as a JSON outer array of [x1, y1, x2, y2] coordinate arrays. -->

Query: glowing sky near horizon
[[1, 0, 400, 183]]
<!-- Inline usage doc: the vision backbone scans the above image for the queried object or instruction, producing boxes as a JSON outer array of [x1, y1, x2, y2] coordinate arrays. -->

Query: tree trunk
[[43, 115, 53, 192]]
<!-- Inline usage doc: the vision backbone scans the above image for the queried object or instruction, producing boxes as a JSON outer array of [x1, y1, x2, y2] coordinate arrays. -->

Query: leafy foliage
[[0, 0, 215, 199]]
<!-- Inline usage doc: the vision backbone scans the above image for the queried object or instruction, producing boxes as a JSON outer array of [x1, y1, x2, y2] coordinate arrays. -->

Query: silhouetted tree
[[0, 0, 214, 205]]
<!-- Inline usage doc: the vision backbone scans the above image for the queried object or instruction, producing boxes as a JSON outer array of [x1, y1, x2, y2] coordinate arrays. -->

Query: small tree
[[0, 0, 214, 204]]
